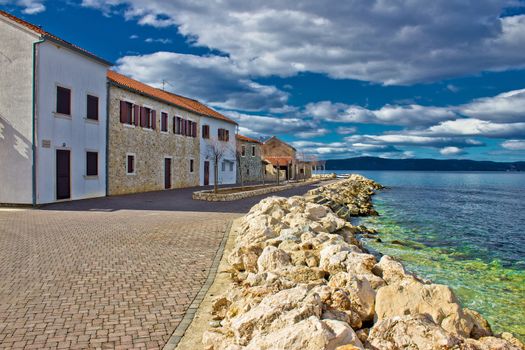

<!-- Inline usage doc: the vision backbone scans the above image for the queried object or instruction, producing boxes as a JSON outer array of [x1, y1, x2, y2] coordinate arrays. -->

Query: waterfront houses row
[[0, 10, 311, 205]]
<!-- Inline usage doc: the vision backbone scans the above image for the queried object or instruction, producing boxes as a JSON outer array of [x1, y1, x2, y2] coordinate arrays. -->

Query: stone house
[[236, 134, 264, 183], [0, 10, 111, 205], [107, 71, 207, 195], [261, 136, 298, 181]]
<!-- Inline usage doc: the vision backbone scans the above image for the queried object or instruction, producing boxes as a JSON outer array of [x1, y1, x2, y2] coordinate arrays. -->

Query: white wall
[[199, 117, 237, 186], [35, 41, 108, 204], [0, 18, 38, 204]]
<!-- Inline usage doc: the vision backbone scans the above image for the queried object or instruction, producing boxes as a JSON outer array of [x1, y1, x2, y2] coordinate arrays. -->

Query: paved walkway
[[0, 183, 321, 349]]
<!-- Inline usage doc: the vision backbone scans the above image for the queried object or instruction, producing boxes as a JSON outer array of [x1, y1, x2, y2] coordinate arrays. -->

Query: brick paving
[[0, 183, 320, 349]]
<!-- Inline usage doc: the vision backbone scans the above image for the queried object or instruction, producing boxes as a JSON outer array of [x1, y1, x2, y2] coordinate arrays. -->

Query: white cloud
[[460, 88, 525, 123], [336, 126, 357, 135], [0, 0, 46, 14], [306, 101, 456, 126], [344, 134, 484, 148], [115, 52, 289, 111], [501, 139, 525, 150], [129, 34, 139, 39], [440, 146, 464, 156], [425, 118, 525, 138], [145, 37, 172, 44], [82, 0, 525, 84]]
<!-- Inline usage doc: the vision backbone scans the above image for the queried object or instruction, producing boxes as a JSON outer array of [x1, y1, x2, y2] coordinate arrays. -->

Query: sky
[[1, 0, 525, 161]]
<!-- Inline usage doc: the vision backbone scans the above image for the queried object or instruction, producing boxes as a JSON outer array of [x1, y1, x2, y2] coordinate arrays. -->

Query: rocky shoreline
[[201, 175, 524, 350]]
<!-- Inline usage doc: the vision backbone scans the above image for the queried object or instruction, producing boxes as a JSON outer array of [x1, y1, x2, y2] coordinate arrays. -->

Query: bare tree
[[205, 139, 234, 193], [235, 149, 244, 189]]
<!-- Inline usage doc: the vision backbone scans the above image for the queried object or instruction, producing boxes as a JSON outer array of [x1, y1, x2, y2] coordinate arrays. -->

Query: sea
[[328, 170, 525, 340]]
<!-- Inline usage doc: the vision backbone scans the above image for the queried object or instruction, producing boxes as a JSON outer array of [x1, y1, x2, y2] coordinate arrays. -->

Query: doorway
[[56, 150, 71, 200], [164, 158, 172, 189], [204, 161, 210, 186]]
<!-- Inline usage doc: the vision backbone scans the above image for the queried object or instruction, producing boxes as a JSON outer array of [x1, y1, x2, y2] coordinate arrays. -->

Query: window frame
[[160, 111, 169, 133], [86, 94, 99, 121], [202, 124, 210, 139], [55, 84, 72, 117], [85, 151, 98, 177], [190, 159, 194, 173], [252, 145, 256, 157], [126, 153, 136, 175]]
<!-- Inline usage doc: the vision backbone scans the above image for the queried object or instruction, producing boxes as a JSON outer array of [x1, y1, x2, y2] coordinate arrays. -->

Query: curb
[[162, 220, 233, 350]]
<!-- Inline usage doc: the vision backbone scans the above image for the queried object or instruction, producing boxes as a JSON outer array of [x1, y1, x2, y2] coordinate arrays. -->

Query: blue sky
[[2, 0, 525, 161]]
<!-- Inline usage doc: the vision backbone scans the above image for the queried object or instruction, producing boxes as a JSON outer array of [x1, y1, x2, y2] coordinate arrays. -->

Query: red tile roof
[[265, 156, 294, 166], [236, 134, 261, 144], [107, 70, 237, 125], [0, 10, 111, 66]]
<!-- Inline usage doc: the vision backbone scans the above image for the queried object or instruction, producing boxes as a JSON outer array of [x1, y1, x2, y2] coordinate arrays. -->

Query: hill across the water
[[325, 156, 525, 171]]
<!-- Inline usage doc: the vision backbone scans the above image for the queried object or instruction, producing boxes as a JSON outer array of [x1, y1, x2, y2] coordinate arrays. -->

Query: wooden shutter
[[133, 105, 140, 126], [120, 101, 127, 123], [192, 122, 197, 138], [56, 86, 71, 115], [140, 107, 147, 127], [151, 110, 156, 130], [87, 95, 99, 120]]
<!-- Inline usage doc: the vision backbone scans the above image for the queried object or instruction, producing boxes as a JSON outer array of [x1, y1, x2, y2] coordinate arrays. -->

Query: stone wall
[[237, 140, 263, 183], [107, 85, 200, 195], [193, 178, 320, 201]]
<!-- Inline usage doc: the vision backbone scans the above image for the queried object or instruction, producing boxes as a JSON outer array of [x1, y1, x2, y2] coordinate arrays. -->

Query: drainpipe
[[105, 82, 110, 196], [32, 38, 46, 207]]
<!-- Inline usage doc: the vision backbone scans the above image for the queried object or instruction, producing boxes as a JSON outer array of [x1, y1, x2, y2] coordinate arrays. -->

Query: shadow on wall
[[0, 113, 32, 161]]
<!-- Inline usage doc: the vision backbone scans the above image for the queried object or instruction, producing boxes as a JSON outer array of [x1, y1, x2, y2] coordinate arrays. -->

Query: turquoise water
[[332, 171, 525, 339]]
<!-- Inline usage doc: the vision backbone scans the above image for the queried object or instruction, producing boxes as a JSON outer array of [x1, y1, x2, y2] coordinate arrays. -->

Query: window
[[56, 86, 71, 115], [86, 151, 98, 176], [140, 107, 155, 129], [218, 128, 230, 141], [229, 161, 234, 172], [190, 159, 194, 173], [161, 112, 168, 132], [246, 168, 250, 175], [126, 154, 135, 175], [86, 95, 98, 120], [221, 161, 226, 172], [202, 125, 210, 139], [119, 101, 133, 125], [241, 145, 246, 157], [251, 145, 256, 157]]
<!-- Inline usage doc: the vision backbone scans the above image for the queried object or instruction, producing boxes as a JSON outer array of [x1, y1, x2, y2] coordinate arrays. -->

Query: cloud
[[306, 101, 456, 126], [344, 134, 484, 148], [501, 139, 525, 150], [336, 126, 357, 135], [460, 88, 525, 123], [145, 37, 172, 44], [225, 110, 325, 139], [82, 0, 525, 84], [115, 52, 289, 111], [1, 0, 45, 14], [440, 146, 465, 156], [424, 118, 525, 138], [129, 34, 139, 39]]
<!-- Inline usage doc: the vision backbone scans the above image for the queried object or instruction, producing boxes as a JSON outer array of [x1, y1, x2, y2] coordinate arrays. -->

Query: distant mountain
[[325, 157, 525, 171]]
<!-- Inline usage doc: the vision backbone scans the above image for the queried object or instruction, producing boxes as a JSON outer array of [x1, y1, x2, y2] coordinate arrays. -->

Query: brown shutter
[[120, 101, 127, 123], [151, 110, 156, 130], [133, 105, 140, 125], [140, 107, 146, 127], [192, 122, 197, 138]]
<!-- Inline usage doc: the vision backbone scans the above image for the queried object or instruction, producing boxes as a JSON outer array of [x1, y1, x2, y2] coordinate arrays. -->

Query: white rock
[[257, 246, 292, 272], [328, 272, 376, 321]]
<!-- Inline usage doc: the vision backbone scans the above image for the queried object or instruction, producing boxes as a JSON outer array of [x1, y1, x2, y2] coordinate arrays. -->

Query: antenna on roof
[[162, 80, 166, 90]]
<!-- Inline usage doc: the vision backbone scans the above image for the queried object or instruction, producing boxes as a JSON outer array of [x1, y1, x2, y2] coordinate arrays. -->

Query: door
[[56, 150, 71, 200], [204, 161, 210, 186], [164, 158, 172, 189]]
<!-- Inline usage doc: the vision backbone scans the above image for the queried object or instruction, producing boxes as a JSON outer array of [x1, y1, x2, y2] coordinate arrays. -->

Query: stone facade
[[107, 84, 200, 195], [236, 135, 264, 184], [261, 136, 298, 181]]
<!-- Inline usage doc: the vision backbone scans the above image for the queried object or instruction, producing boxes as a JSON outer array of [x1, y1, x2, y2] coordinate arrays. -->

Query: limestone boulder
[[464, 308, 492, 339], [230, 286, 322, 345], [372, 255, 414, 285], [367, 314, 461, 350], [375, 279, 474, 337], [228, 244, 263, 273], [257, 246, 292, 272], [328, 272, 376, 321], [463, 336, 525, 350]]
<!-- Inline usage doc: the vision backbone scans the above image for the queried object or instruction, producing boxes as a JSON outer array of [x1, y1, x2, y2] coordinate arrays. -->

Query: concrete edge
[[162, 220, 233, 350]]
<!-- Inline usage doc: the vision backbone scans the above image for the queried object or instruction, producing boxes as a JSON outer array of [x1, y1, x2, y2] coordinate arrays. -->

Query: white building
[[199, 115, 238, 186], [0, 11, 110, 205]]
